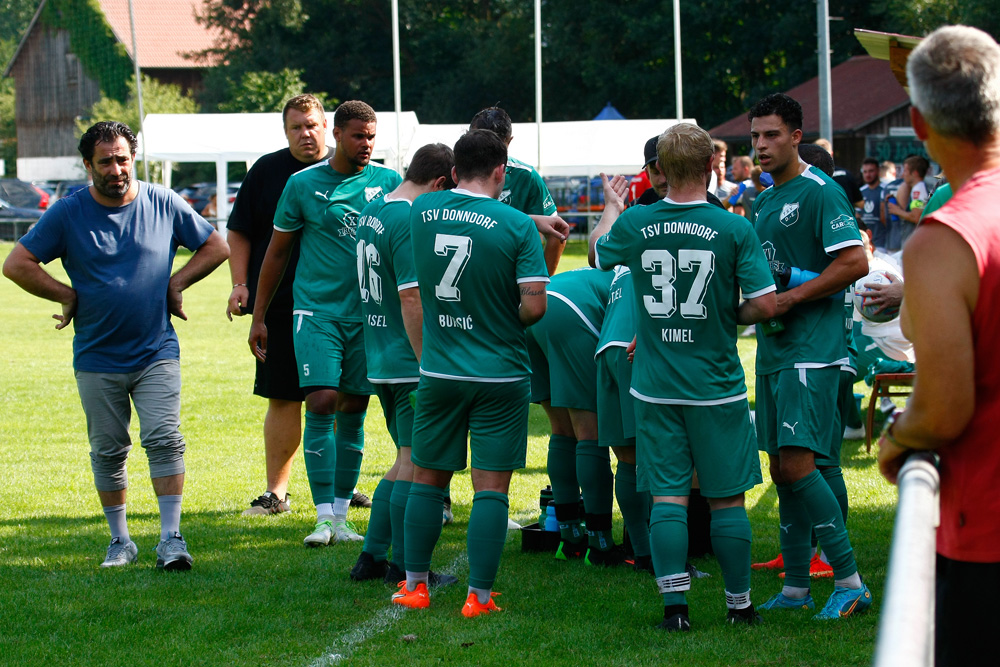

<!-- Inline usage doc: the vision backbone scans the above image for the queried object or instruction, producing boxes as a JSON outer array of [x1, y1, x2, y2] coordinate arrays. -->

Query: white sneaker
[[442, 498, 454, 526], [101, 537, 138, 568], [843, 425, 866, 440], [333, 519, 364, 542], [304, 516, 334, 547], [507, 518, 521, 530], [880, 397, 896, 414]]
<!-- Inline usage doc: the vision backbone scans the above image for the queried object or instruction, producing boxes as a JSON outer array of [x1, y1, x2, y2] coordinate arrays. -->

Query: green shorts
[[634, 398, 761, 497], [817, 369, 857, 467], [373, 382, 417, 450], [755, 366, 841, 460], [595, 345, 636, 448], [410, 375, 530, 472], [526, 296, 599, 412], [291, 312, 373, 395]]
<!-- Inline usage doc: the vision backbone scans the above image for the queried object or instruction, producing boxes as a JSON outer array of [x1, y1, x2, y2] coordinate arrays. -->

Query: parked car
[[175, 182, 241, 215], [0, 196, 44, 220], [0, 178, 49, 210], [53, 180, 90, 201]]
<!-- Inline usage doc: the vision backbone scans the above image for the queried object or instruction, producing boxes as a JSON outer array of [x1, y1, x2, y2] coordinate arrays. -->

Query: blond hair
[[658, 124, 715, 188]]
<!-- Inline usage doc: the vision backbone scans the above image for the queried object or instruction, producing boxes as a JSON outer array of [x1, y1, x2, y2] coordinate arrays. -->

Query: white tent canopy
[[137, 112, 696, 227]]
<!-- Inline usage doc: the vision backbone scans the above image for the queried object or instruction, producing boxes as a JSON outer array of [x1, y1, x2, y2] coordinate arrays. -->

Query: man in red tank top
[[877, 25, 1000, 667]]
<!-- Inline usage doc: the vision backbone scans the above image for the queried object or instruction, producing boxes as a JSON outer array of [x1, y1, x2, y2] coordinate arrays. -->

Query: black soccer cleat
[[585, 544, 628, 567], [350, 491, 372, 508], [350, 551, 389, 581], [656, 605, 691, 632], [726, 604, 763, 626]]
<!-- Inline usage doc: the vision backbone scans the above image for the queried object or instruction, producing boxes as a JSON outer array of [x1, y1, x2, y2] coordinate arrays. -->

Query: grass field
[[0, 240, 897, 666]]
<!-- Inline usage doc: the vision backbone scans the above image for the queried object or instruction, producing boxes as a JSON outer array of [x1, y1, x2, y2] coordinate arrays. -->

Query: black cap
[[643, 136, 659, 167]]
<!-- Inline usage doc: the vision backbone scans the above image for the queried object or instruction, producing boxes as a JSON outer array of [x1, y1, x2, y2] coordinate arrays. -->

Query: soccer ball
[[853, 270, 901, 323]]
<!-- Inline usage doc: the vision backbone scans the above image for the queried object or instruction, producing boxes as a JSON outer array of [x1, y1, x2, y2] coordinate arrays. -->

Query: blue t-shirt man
[[18, 182, 214, 372]]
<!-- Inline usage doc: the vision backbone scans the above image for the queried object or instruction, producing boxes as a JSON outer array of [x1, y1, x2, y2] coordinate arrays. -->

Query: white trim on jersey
[[517, 276, 550, 284], [397, 281, 418, 291], [595, 340, 630, 357], [420, 369, 525, 383], [793, 359, 851, 370], [451, 188, 492, 199], [629, 388, 748, 407], [663, 197, 715, 208], [369, 376, 421, 384], [802, 167, 827, 186], [743, 284, 778, 299], [593, 245, 609, 272], [547, 291, 600, 337], [825, 238, 864, 254]]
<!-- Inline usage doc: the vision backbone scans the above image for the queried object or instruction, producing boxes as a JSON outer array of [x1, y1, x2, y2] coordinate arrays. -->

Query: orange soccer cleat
[[461, 591, 502, 617]]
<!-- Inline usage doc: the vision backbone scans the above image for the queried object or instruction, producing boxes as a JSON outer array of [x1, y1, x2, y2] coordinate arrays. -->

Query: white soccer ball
[[853, 269, 901, 323]]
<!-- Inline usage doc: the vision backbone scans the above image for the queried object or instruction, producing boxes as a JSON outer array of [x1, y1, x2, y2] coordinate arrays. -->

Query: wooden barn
[[3, 0, 219, 180], [708, 55, 919, 175]]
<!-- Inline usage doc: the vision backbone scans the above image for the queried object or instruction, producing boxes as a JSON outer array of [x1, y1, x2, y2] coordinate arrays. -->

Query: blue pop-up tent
[[593, 102, 626, 120]]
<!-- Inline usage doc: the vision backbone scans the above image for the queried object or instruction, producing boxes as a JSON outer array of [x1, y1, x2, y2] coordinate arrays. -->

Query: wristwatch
[[879, 409, 903, 449]]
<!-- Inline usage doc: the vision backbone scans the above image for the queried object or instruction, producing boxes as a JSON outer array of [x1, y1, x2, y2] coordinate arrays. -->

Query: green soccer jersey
[[751, 165, 864, 374], [500, 157, 557, 216], [356, 195, 420, 383], [595, 198, 775, 404], [410, 188, 550, 381], [274, 161, 402, 320], [596, 266, 636, 355], [546, 268, 615, 337]]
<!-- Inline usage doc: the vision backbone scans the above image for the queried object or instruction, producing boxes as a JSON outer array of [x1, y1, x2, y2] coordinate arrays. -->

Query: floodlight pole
[[392, 0, 402, 174], [534, 0, 542, 173], [817, 0, 833, 142], [674, 0, 683, 120], [127, 0, 148, 181]]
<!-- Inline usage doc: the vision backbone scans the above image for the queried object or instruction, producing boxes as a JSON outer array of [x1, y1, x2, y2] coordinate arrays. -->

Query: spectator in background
[[859, 158, 887, 252], [879, 161, 897, 186], [708, 139, 729, 194], [887, 155, 930, 247]]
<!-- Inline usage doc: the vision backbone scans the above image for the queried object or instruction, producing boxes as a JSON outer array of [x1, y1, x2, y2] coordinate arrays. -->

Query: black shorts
[[253, 311, 305, 402], [936, 554, 1000, 667]]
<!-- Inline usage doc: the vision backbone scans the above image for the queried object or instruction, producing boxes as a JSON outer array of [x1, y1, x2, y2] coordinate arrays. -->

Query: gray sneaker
[[155, 532, 193, 571], [101, 537, 138, 568]]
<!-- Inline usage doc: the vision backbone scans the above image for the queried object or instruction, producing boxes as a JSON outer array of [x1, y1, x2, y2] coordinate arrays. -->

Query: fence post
[[873, 452, 940, 667]]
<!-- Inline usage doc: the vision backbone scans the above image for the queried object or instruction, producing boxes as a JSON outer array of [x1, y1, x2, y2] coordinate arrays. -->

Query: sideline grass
[[0, 240, 895, 666]]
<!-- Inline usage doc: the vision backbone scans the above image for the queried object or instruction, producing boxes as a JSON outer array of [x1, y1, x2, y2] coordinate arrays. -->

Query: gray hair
[[907, 25, 1000, 144]]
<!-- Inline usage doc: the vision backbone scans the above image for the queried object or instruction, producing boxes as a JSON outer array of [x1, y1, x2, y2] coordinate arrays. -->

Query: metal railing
[[0, 219, 38, 242], [874, 452, 940, 667]]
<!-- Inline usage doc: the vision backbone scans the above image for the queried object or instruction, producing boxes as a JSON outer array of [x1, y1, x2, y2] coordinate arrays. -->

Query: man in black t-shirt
[[226, 94, 334, 516]]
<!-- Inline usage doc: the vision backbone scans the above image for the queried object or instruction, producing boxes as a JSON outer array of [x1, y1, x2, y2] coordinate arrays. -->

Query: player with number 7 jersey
[[593, 199, 775, 405], [410, 189, 550, 381]]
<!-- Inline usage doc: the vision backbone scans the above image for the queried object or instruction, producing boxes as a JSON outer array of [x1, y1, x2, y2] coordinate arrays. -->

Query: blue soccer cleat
[[813, 583, 873, 620], [759, 591, 815, 611]]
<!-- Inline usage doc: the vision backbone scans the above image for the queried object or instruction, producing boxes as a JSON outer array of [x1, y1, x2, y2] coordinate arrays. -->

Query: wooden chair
[[865, 372, 916, 453]]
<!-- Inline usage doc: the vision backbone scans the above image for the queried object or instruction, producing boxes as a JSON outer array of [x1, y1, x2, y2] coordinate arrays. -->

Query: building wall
[[11, 26, 103, 159]]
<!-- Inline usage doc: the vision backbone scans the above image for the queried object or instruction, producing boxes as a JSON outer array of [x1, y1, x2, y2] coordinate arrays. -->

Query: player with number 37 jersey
[[410, 189, 549, 381], [594, 200, 775, 405]]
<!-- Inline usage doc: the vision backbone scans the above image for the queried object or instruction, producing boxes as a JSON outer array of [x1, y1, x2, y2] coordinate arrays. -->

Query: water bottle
[[539, 486, 553, 527], [887, 195, 900, 222], [544, 505, 559, 532]]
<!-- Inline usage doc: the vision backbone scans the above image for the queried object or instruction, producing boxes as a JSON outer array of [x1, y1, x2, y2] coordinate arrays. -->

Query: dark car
[[53, 180, 90, 201], [176, 182, 241, 216], [0, 178, 49, 210], [0, 196, 44, 241]]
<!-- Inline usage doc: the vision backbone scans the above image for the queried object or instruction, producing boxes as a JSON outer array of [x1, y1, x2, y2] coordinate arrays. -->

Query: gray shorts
[[75, 358, 186, 491]]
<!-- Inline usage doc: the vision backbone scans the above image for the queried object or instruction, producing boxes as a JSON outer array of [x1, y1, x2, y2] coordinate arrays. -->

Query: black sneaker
[[585, 544, 628, 567], [656, 605, 691, 632], [428, 570, 459, 587], [350, 551, 389, 581], [631, 554, 655, 575], [726, 605, 763, 626], [383, 561, 405, 585], [554, 539, 588, 560], [241, 492, 290, 516], [350, 491, 372, 508]]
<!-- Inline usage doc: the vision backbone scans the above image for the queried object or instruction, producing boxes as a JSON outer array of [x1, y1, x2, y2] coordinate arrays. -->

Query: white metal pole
[[392, 0, 402, 174], [674, 0, 683, 120], [817, 0, 832, 142], [127, 0, 148, 181], [535, 0, 542, 173]]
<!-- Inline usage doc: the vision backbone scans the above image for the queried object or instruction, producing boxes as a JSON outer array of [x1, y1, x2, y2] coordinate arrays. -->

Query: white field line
[[307, 552, 469, 666]]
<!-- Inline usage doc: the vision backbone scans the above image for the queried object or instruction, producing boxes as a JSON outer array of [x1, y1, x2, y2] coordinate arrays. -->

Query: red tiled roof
[[708, 56, 910, 140], [99, 0, 221, 68]]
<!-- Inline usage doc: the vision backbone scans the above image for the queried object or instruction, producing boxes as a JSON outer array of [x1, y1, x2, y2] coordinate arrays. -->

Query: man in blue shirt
[[2, 121, 229, 570]]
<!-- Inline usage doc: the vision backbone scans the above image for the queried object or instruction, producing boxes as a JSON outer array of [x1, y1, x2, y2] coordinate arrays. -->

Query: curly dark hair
[[78, 121, 137, 163], [748, 93, 803, 132]]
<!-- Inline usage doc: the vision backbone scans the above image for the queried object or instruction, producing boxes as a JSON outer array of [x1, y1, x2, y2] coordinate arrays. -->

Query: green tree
[[217, 67, 334, 113], [77, 74, 199, 137], [0, 38, 19, 175], [0, 0, 37, 44]]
